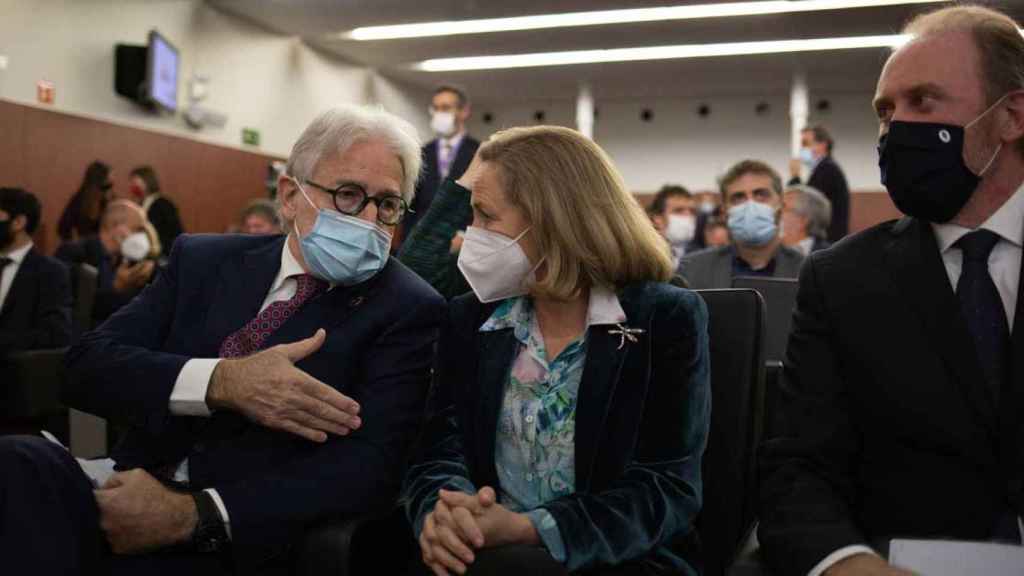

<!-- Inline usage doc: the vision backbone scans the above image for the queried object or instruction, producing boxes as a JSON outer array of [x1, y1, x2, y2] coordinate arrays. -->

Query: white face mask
[[457, 226, 534, 303], [120, 231, 151, 262], [430, 111, 457, 137], [665, 214, 696, 244]]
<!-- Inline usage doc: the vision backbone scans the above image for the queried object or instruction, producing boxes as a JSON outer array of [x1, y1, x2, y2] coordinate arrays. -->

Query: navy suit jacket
[[64, 234, 445, 568], [0, 248, 71, 355], [403, 282, 710, 574], [402, 135, 479, 239]]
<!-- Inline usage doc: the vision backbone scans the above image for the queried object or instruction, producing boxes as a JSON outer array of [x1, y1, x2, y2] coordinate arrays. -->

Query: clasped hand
[[419, 486, 540, 576], [207, 328, 362, 442]]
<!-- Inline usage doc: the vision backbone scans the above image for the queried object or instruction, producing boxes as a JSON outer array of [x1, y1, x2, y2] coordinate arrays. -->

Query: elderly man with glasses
[[0, 105, 445, 576]]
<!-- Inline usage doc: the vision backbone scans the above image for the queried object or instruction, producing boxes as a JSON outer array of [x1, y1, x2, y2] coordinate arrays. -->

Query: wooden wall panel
[[0, 100, 282, 255]]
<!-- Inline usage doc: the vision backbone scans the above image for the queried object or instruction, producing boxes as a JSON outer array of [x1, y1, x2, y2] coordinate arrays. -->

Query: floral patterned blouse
[[479, 286, 627, 561]]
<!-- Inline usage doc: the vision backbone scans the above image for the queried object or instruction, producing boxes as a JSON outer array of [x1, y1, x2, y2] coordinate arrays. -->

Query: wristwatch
[[191, 491, 229, 553]]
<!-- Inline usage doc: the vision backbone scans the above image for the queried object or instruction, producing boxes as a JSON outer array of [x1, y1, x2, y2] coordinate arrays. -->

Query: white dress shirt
[[809, 184, 1024, 576], [166, 241, 310, 539], [0, 241, 33, 311]]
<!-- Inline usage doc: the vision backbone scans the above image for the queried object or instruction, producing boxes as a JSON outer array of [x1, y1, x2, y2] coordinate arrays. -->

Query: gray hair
[[286, 105, 422, 203], [240, 198, 281, 227], [785, 185, 832, 240]]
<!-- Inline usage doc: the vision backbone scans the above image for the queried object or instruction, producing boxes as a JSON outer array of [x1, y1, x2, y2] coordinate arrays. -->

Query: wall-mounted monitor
[[114, 29, 179, 113]]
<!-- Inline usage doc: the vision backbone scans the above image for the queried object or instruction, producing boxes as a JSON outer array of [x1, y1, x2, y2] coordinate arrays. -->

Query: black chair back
[[695, 289, 767, 576], [731, 277, 797, 363], [72, 263, 98, 338]]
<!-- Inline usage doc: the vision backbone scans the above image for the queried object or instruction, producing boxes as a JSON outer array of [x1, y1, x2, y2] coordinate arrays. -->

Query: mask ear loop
[[965, 94, 1011, 177], [290, 176, 320, 239]]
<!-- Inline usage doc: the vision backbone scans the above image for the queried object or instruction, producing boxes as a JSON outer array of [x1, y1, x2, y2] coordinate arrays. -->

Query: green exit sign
[[242, 128, 261, 146]]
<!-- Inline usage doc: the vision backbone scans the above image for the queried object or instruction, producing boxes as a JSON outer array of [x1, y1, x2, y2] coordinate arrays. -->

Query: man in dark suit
[[0, 106, 444, 575], [0, 187, 71, 355], [130, 165, 184, 257], [55, 200, 156, 327], [678, 160, 804, 289], [781, 184, 832, 256], [789, 125, 850, 242], [400, 85, 480, 243], [759, 6, 1024, 576]]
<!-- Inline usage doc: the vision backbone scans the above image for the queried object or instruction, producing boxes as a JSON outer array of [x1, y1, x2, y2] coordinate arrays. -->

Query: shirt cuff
[[808, 545, 877, 576], [169, 359, 221, 416], [203, 488, 232, 540], [525, 508, 566, 563]]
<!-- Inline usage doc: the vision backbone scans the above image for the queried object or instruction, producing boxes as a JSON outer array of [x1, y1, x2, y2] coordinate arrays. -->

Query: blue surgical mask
[[293, 178, 391, 286], [727, 201, 778, 246], [799, 147, 816, 167]]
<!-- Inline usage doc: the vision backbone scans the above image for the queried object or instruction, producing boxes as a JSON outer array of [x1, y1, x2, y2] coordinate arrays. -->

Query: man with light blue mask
[[677, 159, 805, 289], [0, 105, 445, 576]]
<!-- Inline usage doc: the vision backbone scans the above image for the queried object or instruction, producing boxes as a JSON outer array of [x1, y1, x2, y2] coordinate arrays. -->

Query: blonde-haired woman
[[402, 126, 710, 575]]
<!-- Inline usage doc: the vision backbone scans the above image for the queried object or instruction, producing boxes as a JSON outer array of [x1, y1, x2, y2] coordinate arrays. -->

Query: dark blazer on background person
[[758, 217, 1024, 576], [54, 235, 136, 326], [676, 244, 805, 290], [402, 135, 480, 240], [145, 195, 184, 257], [790, 156, 850, 242], [0, 249, 71, 355], [64, 233, 445, 571], [403, 282, 710, 574]]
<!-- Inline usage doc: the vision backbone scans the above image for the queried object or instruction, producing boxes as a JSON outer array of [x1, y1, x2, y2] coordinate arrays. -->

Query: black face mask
[[0, 219, 11, 250]]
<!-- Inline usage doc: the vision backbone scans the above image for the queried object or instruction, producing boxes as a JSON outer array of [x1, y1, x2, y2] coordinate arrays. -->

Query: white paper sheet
[[40, 430, 117, 488], [889, 539, 1024, 576]]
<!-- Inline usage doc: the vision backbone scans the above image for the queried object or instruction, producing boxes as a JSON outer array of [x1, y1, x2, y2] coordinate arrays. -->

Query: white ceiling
[[208, 0, 1024, 104]]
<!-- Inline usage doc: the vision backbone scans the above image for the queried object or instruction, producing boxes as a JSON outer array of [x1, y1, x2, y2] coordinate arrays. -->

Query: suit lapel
[[884, 218, 998, 435], [575, 298, 634, 492], [476, 325, 519, 488], [202, 238, 284, 354], [999, 228, 1024, 468], [1, 249, 38, 318], [450, 137, 477, 178]]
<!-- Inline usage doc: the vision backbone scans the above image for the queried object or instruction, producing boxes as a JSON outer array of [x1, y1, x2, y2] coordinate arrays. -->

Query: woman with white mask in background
[[402, 126, 711, 576]]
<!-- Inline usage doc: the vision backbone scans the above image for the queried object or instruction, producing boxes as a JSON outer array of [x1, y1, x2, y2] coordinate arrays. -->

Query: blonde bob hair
[[478, 125, 673, 300]]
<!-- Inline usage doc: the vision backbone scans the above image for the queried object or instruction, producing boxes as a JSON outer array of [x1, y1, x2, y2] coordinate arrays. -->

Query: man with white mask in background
[[400, 85, 481, 246], [55, 199, 159, 327], [678, 159, 805, 289], [648, 184, 699, 268]]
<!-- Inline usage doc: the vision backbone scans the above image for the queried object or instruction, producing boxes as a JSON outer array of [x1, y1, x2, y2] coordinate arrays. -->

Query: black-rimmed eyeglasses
[[303, 180, 409, 226]]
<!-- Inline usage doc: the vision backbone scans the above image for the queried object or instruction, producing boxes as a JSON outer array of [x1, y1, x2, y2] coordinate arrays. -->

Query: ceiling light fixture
[[346, 0, 948, 41], [416, 34, 913, 71]]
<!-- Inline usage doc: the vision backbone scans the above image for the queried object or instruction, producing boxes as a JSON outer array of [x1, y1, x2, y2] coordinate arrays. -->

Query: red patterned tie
[[218, 274, 327, 358]]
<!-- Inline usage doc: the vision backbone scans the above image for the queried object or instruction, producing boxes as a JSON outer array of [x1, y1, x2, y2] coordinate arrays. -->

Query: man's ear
[[1000, 90, 1024, 145], [278, 175, 299, 222], [458, 102, 472, 123]]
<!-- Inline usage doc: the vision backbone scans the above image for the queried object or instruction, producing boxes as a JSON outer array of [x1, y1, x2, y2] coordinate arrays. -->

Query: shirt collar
[[479, 284, 627, 333], [932, 181, 1024, 253], [440, 131, 466, 149], [3, 241, 33, 263], [270, 237, 317, 293]]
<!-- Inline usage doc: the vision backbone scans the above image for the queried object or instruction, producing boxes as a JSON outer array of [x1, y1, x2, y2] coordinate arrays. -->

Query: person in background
[[240, 199, 282, 235], [0, 187, 71, 355], [702, 217, 730, 248], [788, 125, 850, 242], [58, 161, 113, 242], [400, 85, 481, 243], [403, 126, 709, 575], [648, 184, 699, 268], [677, 160, 804, 289], [55, 200, 159, 327], [781, 184, 833, 256], [0, 105, 444, 575], [129, 165, 183, 257], [760, 6, 1024, 576]]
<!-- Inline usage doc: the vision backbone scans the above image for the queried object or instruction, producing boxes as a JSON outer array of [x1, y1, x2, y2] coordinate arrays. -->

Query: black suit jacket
[[403, 283, 710, 574], [146, 195, 184, 257], [790, 156, 850, 242], [54, 236, 135, 326], [64, 234, 445, 569], [402, 135, 480, 239], [0, 248, 71, 355], [758, 218, 1024, 575]]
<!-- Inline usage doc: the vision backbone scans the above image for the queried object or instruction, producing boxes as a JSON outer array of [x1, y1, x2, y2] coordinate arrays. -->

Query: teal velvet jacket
[[402, 282, 711, 574]]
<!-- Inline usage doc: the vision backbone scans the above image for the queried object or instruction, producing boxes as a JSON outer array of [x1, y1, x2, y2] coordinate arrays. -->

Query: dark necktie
[[955, 230, 1009, 405], [218, 273, 327, 358]]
